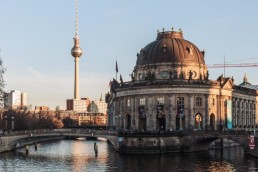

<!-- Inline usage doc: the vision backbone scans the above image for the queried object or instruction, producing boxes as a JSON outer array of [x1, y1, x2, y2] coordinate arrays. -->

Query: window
[[140, 98, 145, 106], [211, 98, 215, 106], [177, 97, 184, 114], [127, 99, 130, 107], [196, 97, 202, 106], [163, 44, 167, 53], [157, 97, 164, 104]]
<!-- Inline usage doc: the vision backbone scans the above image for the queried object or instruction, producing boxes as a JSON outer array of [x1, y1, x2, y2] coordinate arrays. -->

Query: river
[[0, 139, 257, 172]]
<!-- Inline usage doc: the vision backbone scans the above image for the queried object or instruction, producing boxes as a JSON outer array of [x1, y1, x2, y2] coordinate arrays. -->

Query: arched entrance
[[138, 106, 146, 132], [126, 114, 131, 130], [210, 113, 215, 131], [157, 104, 166, 131], [195, 113, 203, 130]]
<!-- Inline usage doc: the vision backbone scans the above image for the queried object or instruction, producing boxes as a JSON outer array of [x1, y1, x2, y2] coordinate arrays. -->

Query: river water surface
[[0, 139, 258, 172]]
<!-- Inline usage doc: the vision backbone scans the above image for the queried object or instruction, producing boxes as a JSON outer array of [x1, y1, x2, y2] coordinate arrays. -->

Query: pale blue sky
[[0, 0, 258, 109]]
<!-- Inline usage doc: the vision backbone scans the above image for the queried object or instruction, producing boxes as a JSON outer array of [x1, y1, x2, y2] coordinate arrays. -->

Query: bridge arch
[[2, 132, 118, 153], [184, 135, 249, 152]]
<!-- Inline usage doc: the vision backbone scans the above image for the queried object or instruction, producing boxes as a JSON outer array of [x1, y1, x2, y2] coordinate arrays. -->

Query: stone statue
[[206, 70, 209, 80], [169, 70, 173, 80], [129, 72, 135, 81], [218, 74, 223, 82], [189, 70, 193, 80], [174, 70, 178, 79], [146, 70, 151, 81], [111, 78, 119, 92], [151, 72, 156, 82], [136, 53, 140, 64], [217, 74, 223, 85], [120, 74, 124, 86]]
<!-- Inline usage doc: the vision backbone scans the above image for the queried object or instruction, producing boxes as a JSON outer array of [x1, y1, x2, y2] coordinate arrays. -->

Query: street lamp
[[11, 116, 15, 131], [4, 115, 7, 131]]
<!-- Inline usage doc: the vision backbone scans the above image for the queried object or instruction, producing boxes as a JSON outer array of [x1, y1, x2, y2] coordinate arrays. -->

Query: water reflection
[[0, 140, 257, 172]]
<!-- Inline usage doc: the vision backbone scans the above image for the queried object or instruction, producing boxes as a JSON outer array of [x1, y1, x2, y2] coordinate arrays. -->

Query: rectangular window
[[140, 98, 145, 106], [211, 98, 215, 106], [177, 97, 184, 114], [157, 97, 164, 104], [127, 99, 130, 107], [196, 97, 202, 106]]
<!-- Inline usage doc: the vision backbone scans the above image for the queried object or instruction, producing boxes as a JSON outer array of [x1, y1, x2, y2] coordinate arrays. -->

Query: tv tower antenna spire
[[75, 0, 79, 38]]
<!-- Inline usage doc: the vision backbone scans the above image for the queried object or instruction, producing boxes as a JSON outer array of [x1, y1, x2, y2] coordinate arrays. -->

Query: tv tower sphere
[[71, 38, 83, 58]]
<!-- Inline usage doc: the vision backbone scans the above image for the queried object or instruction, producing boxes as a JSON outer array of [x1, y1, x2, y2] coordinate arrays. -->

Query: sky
[[0, 0, 258, 110]]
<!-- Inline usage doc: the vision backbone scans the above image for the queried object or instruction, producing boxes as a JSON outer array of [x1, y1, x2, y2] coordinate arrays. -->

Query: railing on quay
[[0, 128, 256, 138]]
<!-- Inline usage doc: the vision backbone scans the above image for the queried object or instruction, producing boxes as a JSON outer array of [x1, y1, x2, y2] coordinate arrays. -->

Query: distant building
[[21, 93, 27, 108], [6, 90, 27, 109], [66, 99, 87, 112], [78, 112, 107, 126], [35, 106, 50, 112], [62, 96, 108, 126], [239, 73, 258, 90], [81, 97, 91, 111], [90, 98, 107, 114]]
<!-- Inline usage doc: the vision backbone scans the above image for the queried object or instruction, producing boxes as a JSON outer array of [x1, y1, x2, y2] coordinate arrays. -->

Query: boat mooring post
[[94, 142, 98, 157]]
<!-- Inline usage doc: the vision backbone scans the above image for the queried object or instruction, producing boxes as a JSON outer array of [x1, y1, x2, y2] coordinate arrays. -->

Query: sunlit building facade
[[106, 29, 258, 132], [6, 90, 27, 109]]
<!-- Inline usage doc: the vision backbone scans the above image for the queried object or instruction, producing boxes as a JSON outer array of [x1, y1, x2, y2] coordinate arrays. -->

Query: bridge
[[0, 129, 257, 157], [0, 129, 119, 153]]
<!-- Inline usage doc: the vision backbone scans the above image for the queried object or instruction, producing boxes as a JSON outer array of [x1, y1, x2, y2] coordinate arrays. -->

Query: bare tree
[[0, 50, 6, 108]]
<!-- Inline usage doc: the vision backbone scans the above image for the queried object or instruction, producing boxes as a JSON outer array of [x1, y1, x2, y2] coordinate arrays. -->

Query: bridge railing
[[0, 128, 117, 137], [0, 128, 256, 138]]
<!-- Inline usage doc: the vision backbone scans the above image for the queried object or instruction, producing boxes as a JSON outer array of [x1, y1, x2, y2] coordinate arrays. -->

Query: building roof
[[239, 73, 258, 90], [136, 30, 205, 66]]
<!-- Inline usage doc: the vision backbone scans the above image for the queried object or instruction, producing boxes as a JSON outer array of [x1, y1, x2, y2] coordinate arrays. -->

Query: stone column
[[205, 94, 209, 130], [216, 95, 221, 130], [146, 96, 152, 131], [168, 95, 174, 130], [132, 97, 136, 130], [188, 94, 194, 130]]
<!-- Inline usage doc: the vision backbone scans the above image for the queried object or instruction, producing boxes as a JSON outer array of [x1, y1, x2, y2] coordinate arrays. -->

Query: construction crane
[[207, 63, 258, 68], [206, 57, 258, 77]]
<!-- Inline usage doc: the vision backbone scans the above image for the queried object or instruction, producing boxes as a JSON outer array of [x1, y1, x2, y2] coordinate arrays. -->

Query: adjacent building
[[106, 29, 258, 132], [66, 99, 87, 112], [6, 90, 27, 109], [63, 96, 108, 126]]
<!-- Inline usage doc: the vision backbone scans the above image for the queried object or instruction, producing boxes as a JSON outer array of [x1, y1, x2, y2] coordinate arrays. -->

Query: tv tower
[[71, 0, 82, 99], [66, 0, 86, 112]]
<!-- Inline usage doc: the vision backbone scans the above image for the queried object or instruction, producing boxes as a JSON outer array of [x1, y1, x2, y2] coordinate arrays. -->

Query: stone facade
[[106, 30, 258, 132]]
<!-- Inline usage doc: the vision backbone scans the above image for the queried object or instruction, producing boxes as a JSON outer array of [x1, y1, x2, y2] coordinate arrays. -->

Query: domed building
[[106, 29, 258, 132]]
